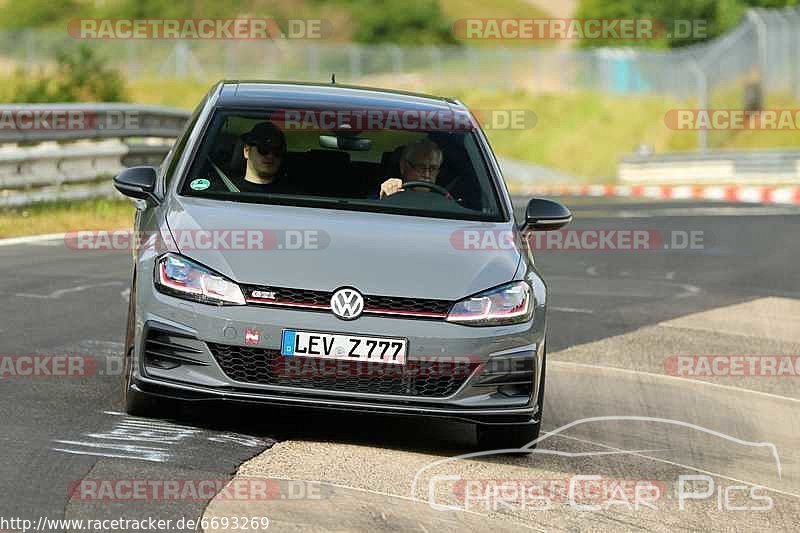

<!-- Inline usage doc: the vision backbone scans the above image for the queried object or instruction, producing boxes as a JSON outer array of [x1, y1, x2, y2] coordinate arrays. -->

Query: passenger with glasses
[[379, 139, 450, 199]]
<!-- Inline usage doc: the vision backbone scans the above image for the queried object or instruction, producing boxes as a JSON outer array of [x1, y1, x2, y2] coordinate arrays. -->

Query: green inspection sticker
[[190, 178, 210, 191]]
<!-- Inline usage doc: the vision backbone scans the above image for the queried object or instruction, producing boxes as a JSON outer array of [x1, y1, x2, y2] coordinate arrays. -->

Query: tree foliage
[[576, 0, 799, 48]]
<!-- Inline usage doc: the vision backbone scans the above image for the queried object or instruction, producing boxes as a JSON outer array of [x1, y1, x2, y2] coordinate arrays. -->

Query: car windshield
[[178, 110, 505, 222]]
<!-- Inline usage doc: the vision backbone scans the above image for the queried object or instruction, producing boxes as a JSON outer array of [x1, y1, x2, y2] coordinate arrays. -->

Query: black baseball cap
[[241, 122, 286, 151]]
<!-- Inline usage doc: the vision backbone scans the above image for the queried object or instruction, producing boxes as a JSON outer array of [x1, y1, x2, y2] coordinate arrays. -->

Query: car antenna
[[331, 72, 336, 84]]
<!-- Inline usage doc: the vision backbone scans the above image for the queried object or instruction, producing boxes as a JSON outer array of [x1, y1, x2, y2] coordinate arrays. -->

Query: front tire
[[121, 273, 156, 417]]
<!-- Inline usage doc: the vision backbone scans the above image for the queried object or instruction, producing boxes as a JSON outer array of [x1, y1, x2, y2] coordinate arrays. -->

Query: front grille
[[364, 295, 452, 316], [208, 343, 477, 398], [242, 285, 452, 319]]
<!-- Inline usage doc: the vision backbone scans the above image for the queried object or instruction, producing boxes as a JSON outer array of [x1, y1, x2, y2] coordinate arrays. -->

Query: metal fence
[[1, 7, 798, 102]]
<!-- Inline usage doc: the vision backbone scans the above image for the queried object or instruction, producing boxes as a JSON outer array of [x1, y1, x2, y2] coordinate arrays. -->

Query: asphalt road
[[0, 197, 798, 531]]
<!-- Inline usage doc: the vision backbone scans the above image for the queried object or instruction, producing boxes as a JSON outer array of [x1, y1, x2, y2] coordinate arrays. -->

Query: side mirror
[[521, 198, 572, 232], [113, 166, 159, 203]]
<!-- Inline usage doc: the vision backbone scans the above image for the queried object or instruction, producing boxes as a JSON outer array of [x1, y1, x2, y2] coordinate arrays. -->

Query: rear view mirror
[[521, 198, 572, 232], [319, 134, 372, 151]]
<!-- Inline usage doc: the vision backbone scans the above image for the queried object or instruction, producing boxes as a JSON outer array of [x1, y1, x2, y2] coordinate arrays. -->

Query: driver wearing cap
[[239, 121, 297, 194], [379, 139, 445, 199]]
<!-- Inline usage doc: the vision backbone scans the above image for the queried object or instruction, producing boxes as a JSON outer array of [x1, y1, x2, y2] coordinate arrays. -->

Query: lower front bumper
[[131, 376, 539, 426]]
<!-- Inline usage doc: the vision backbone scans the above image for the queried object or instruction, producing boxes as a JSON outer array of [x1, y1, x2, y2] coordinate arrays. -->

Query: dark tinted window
[[178, 110, 504, 222]]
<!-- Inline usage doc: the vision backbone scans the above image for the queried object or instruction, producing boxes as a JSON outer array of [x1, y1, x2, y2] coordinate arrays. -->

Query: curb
[[512, 184, 800, 205]]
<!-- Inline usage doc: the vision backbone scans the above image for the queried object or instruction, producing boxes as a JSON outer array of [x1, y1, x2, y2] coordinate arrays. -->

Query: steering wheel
[[401, 180, 451, 197]]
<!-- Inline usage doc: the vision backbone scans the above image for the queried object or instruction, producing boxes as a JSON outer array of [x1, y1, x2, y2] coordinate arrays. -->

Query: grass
[[444, 87, 678, 179], [664, 89, 800, 153], [127, 78, 210, 110], [0, 198, 134, 239]]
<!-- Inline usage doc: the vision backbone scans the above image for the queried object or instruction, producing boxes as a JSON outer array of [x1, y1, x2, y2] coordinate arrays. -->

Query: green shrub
[[10, 45, 127, 103], [346, 0, 459, 45]]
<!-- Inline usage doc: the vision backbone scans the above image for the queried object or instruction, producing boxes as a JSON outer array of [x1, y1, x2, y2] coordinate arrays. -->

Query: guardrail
[[619, 149, 800, 185], [0, 104, 189, 143], [0, 104, 189, 207]]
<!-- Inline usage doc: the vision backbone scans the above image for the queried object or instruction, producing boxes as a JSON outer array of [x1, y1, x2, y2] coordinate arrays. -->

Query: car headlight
[[446, 281, 533, 326], [155, 253, 245, 305]]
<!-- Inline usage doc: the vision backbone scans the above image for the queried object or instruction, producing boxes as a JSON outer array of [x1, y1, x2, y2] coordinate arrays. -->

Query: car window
[[178, 109, 504, 222]]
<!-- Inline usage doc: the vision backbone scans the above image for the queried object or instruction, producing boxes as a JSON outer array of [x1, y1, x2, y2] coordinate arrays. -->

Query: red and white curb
[[513, 184, 800, 206]]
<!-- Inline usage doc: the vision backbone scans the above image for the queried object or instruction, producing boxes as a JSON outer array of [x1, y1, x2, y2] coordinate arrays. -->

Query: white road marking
[[585, 265, 598, 276], [550, 275, 701, 299], [551, 306, 594, 314], [120, 287, 131, 301], [665, 271, 676, 280], [675, 282, 701, 298], [51, 440, 171, 462], [52, 413, 267, 462], [16, 281, 123, 299]]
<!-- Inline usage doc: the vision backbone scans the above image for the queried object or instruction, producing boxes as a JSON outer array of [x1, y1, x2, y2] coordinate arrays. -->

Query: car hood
[[166, 197, 522, 301]]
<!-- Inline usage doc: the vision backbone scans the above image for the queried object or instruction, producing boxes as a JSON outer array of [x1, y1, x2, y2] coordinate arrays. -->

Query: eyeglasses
[[406, 160, 441, 173], [250, 143, 284, 157]]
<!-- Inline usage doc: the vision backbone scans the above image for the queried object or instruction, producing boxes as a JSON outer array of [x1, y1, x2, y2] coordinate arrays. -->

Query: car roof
[[216, 81, 465, 112]]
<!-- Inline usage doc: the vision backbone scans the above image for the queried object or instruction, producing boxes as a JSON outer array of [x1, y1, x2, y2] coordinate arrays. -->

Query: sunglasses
[[249, 142, 284, 157]]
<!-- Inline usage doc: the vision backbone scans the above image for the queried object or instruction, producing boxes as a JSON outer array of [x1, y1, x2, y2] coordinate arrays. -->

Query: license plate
[[281, 329, 407, 365]]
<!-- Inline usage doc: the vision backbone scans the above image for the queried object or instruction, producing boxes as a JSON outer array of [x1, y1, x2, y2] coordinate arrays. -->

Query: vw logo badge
[[330, 288, 364, 320]]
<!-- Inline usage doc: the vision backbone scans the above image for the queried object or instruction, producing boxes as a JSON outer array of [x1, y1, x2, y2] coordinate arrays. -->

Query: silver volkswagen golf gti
[[115, 81, 572, 449]]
